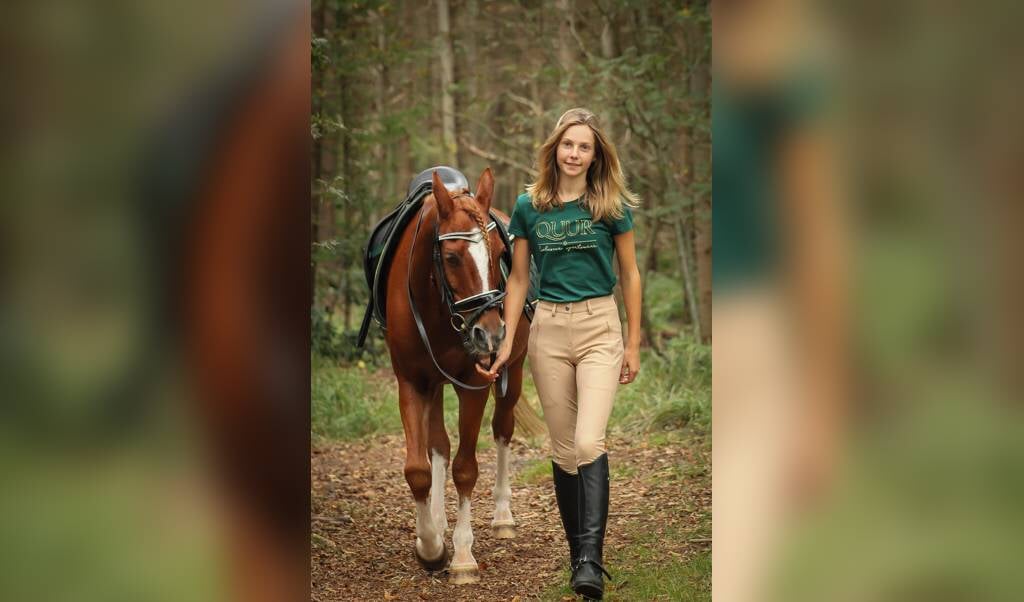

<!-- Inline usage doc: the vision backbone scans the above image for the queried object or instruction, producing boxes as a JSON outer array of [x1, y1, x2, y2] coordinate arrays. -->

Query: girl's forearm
[[622, 269, 642, 350], [502, 272, 529, 344]]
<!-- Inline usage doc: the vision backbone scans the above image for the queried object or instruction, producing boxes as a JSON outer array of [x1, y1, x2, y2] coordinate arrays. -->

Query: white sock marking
[[451, 495, 477, 567], [430, 449, 448, 532], [415, 498, 444, 561], [493, 439, 514, 525]]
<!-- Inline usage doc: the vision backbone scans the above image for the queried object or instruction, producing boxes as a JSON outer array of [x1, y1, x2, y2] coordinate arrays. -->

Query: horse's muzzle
[[466, 323, 504, 358]]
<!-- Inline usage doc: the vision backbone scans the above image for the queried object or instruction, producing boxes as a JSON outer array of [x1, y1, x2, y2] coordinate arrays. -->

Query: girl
[[478, 108, 641, 600]]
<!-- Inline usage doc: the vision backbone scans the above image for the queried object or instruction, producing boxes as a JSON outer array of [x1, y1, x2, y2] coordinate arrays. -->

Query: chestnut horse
[[385, 168, 528, 584]]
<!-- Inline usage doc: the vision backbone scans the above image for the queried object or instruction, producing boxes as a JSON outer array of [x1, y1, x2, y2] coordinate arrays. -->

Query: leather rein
[[406, 197, 510, 394]]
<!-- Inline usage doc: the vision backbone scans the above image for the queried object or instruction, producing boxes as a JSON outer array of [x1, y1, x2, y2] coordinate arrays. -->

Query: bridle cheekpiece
[[435, 217, 506, 342], [405, 190, 509, 393]]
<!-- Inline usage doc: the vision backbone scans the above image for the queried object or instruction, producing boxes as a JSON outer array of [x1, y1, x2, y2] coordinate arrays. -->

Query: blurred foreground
[[2, 2, 310, 601], [714, 1, 1024, 601]]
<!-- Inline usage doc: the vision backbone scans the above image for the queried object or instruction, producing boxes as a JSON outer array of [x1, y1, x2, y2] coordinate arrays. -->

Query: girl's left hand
[[620, 347, 640, 384]]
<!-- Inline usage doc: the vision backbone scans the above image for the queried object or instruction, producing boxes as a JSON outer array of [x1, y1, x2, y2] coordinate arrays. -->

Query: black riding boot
[[551, 461, 581, 570], [572, 453, 613, 600]]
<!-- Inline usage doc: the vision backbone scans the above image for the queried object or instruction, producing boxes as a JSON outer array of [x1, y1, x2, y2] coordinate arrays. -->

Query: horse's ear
[[432, 170, 454, 220], [475, 167, 494, 214]]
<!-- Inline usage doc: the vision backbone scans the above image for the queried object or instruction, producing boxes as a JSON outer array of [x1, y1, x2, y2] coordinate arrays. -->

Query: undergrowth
[[312, 295, 710, 443], [611, 335, 711, 437]]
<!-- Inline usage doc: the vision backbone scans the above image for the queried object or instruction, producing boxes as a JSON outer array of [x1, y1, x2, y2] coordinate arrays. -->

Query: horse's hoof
[[491, 521, 517, 539], [414, 540, 447, 571], [449, 562, 480, 584]]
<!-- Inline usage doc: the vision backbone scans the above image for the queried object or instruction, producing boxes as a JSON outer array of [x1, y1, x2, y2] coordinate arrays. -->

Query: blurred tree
[[313, 0, 712, 350]]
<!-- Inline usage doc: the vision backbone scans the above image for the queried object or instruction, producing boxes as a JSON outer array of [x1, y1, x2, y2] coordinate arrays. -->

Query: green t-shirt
[[713, 70, 827, 291], [507, 192, 634, 303]]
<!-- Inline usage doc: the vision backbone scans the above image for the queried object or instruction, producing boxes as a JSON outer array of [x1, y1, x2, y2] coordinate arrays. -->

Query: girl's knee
[[552, 456, 578, 475], [575, 438, 605, 466]]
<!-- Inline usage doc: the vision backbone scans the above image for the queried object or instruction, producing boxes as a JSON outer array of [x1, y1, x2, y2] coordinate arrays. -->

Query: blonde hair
[[525, 108, 639, 222]]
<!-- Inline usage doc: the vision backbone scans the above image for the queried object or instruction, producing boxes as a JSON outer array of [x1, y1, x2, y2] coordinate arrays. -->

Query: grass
[[610, 337, 711, 438], [516, 457, 553, 486], [311, 354, 401, 441], [610, 462, 638, 481], [312, 354, 500, 448], [541, 525, 711, 601], [314, 266, 710, 443], [313, 333, 710, 444]]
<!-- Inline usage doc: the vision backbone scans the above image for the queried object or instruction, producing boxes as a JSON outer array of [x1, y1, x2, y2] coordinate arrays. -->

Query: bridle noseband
[[435, 219, 507, 339]]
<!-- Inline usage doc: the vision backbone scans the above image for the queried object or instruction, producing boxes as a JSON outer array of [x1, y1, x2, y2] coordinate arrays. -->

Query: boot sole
[[573, 581, 603, 600]]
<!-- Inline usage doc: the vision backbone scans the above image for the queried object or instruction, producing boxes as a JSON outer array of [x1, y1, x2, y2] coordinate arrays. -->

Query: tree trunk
[[691, 43, 712, 343], [436, 0, 458, 165], [373, 8, 389, 224], [318, 3, 338, 313], [600, 14, 617, 59], [556, 0, 577, 97], [529, 78, 546, 147], [311, 0, 326, 306], [464, 0, 480, 172], [675, 217, 703, 342], [599, 9, 619, 137], [640, 217, 663, 353]]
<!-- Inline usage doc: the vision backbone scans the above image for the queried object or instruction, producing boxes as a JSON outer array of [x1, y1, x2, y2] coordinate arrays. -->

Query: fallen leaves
[[311, 430, 710, 600]]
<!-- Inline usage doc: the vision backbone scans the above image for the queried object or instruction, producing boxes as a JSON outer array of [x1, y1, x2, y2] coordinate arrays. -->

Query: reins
[[406, 201, 509, 394]]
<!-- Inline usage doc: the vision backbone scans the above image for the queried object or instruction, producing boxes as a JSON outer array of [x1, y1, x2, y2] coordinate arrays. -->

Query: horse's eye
[[445, 254, 461, 266]]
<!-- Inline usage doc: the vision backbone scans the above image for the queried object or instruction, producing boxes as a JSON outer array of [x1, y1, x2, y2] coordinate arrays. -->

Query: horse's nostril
[[471, 325, 488, 345]]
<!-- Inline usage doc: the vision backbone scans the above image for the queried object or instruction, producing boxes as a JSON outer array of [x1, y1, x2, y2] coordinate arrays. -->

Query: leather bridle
[[435, 219, 507, 339], [406, 195, 509, 394]]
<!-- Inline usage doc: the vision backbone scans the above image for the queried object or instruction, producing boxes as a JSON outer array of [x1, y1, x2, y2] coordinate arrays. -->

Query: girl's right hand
[[476, 340, 512, 381]]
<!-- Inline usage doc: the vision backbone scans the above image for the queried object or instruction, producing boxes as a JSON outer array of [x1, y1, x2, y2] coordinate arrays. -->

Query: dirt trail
[[312, 432, 709, 601]]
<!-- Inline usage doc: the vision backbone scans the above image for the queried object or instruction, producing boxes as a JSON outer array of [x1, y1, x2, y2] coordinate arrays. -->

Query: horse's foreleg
[[426, 386, 450, 533], [491, 356, 524, 538], [449, 386, 488, 585], [399, 380, 446, 570]]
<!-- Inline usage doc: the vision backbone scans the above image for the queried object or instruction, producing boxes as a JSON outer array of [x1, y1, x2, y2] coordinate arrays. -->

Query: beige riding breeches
[[527, 294, 624, 475]]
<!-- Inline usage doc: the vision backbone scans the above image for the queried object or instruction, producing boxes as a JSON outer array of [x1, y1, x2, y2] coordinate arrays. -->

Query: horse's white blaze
[[429, 449, 448, 532], [466, 227, 490, 294], [451, 496, 477, 568], [415, 498, 444, 562], [492, 438, 514, 526]]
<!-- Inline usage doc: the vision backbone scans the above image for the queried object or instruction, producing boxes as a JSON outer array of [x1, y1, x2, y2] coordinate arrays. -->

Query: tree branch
[[505, 91, 543, 116], [459, 136, 538, 177], [570, 18, 596, 63]]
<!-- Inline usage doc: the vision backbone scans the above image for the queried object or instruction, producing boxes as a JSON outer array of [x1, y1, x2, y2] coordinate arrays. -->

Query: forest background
[[311, 2, 711, 598], [312, 0, 710, 357], [311, 1, 712, 597]]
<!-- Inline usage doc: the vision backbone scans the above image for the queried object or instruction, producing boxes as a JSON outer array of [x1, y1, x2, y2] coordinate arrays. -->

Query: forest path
[[312, 431, 710, 601]]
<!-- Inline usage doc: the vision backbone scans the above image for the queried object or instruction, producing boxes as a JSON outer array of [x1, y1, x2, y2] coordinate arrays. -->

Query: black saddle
[[356, 166, 537, 348]]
